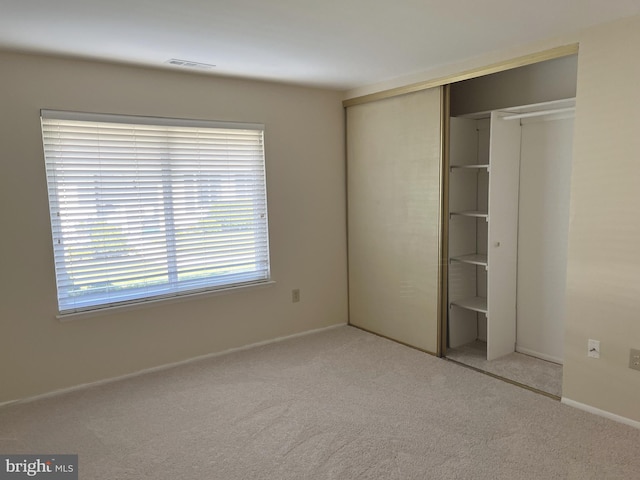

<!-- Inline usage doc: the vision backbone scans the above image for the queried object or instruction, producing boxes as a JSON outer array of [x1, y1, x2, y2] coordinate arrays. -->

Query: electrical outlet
[[629, 348, 640, 371], [588, 339, 600, 359], [291, 289, 300, 303]]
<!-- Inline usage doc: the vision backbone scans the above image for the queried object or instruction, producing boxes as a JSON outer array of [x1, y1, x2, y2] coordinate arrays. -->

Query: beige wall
[[562, 15, 640, 422], [0, 52, 348, 403]]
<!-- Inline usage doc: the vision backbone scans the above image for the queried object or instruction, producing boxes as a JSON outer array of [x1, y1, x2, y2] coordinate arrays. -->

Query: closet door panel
[[347, 88, 442, 353]]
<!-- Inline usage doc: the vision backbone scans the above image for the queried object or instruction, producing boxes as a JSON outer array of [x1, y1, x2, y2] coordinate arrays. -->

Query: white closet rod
[[502, 107, 575, 121]]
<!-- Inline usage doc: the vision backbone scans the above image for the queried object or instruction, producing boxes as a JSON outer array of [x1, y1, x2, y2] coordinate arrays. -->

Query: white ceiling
[[2, 0, 640, 90]]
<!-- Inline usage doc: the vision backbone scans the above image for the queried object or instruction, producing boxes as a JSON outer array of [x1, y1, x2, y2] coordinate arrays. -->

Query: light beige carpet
[[446, 340, 563, 397], [1, 326, 639, 479]]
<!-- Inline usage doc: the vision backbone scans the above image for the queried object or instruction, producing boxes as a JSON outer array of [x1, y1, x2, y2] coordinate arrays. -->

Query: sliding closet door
[[346, 88, 443, 353]]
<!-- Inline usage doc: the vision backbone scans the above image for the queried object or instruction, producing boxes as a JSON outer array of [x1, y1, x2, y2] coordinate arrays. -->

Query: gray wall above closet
[[450, 55, 578, 116]]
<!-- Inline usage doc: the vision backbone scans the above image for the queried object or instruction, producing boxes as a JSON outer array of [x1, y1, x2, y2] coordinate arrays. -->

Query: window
[[41, 110, 270, 314]]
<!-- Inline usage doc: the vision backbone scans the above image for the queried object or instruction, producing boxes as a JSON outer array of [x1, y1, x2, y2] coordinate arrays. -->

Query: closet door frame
[[342, 44, 579, 358]]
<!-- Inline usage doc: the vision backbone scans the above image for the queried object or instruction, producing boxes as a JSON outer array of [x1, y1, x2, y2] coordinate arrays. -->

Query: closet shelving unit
[[449, 156, 489, 315], [447, 113, 491, 355]]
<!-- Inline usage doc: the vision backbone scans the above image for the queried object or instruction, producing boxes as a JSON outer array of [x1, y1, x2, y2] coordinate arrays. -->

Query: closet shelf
[[450, 253, 488, 267], [450, 296, 487, 314], [450, 210, 488, 219], [450, 164, 490, 171]]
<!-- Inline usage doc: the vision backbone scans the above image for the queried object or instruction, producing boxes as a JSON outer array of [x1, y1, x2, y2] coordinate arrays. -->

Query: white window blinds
[[41, 110, 270, 314]]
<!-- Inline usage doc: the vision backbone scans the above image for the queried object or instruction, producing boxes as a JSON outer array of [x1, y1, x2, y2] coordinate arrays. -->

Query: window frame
[[41, 110, 272, 316]]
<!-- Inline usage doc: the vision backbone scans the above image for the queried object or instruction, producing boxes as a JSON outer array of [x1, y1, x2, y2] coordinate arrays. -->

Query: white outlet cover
[[588, 339, 600, 358]]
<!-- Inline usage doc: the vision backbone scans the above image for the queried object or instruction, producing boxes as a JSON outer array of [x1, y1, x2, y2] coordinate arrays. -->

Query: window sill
[[56, 280, 276, 322]]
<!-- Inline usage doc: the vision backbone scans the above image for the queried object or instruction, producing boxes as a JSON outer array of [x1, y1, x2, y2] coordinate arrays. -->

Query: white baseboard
[[561, 397, 640, 430], [516, 346, 563, 365], [0, 323, 348, 409]]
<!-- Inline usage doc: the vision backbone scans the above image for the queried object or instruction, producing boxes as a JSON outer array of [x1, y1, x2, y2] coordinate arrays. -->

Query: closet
[[447, 98, 575, 362], [344, 51, 577, 381]]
